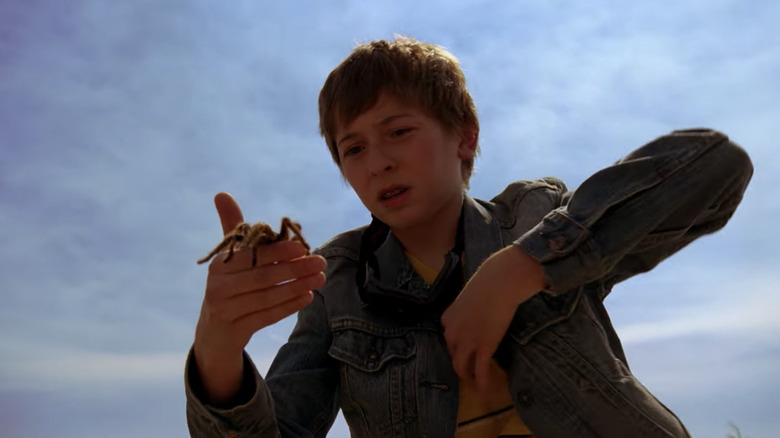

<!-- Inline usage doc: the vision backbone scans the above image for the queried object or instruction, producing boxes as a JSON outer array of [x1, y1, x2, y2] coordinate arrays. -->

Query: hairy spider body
[[197, 217, 309, 267]]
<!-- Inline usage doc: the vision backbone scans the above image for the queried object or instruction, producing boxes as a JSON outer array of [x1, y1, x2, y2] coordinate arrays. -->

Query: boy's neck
[[392, 193, 464, 273]]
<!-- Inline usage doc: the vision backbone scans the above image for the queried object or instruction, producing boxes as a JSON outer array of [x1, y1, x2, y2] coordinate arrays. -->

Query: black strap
[[357, 207, 466, 318]]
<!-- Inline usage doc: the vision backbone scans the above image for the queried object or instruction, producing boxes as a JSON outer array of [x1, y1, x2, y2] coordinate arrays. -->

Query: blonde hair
[[318, 36, 480, 186]]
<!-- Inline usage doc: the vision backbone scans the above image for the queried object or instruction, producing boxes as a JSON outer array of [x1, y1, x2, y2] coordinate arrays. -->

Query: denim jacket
[[185, 129, 753, 438]]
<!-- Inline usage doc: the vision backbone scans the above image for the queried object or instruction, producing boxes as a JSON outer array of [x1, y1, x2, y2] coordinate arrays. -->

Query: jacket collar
[[371, 193, 504, 288], [462, 194, 505, 280]]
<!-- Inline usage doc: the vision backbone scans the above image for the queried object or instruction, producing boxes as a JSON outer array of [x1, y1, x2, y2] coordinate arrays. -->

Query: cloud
[[0, 337, 185, 393], [628, 332, 780, 438], [616, 282, 780, 346]]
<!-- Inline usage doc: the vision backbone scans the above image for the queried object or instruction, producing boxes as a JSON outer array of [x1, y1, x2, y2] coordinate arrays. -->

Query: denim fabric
[[185, 129, 753, 437]]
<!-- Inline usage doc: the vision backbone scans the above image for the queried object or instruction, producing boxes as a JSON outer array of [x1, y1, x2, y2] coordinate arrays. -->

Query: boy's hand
[[192, 193, 326, 404], [441, 246, 545, 401]]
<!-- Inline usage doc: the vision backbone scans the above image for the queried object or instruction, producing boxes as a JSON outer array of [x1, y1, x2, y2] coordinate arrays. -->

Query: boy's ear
[[457, 125, 479, 160]]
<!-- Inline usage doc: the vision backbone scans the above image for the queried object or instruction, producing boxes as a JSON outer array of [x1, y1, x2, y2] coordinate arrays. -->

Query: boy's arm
[[185, 347, 278, 437], [185, 290, 339, 438], [443, 128, 753, 397], [515, 128, 753, 296]]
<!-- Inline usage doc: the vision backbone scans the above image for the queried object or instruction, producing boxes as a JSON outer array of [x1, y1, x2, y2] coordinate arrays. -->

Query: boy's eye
[[392, 128, 412, 137], [342, 145, 363, 157]]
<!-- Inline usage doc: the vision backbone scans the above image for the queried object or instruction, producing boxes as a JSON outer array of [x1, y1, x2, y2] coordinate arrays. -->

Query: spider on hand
[[197, 217, 310, 267]]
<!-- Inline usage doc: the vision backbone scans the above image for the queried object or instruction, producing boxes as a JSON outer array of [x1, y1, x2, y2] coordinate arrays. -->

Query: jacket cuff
[[514, 208, 601, 294], [184, 347, 277, 435]]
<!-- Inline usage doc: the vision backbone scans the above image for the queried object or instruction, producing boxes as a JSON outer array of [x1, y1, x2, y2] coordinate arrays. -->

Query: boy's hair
[[318, 36, 480, 187]]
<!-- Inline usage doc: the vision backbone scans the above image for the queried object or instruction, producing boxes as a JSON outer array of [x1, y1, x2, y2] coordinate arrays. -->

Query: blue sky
[[1, 1, 778, 437]]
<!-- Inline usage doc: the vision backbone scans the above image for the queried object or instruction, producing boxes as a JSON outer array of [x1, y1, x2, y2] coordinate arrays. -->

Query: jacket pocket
[[328, 319, 419, 436], [328, 324, 417, 372]]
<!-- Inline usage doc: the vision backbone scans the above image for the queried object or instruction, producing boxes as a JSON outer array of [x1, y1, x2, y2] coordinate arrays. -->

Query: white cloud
[[0, 338, 186, 393], [616, 278, 780, 345]]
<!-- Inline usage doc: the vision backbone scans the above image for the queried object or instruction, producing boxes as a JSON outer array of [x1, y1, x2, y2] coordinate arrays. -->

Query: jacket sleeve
[[184, 290, 340, 438], [514, 128, 753, 296]]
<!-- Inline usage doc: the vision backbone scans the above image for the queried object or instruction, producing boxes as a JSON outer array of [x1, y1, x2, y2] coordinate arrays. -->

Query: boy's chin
[[372, 212, 422, 232]]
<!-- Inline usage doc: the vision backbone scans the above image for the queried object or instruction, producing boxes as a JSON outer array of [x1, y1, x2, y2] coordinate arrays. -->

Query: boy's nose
[[368, 147, 396, 175]]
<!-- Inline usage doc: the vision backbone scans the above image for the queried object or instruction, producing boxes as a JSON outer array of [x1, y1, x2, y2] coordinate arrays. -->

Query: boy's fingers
[[219, 272, 326, 322], [208, 240, 312, 276], [474, 353, 491, 402], [214, 192, 244, 235], [454, 349, 476, 389], [236, 291, 314, 334]]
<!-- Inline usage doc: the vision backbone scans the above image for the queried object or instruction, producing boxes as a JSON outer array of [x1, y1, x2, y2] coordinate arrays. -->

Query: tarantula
[[197, 217, 310, 267]]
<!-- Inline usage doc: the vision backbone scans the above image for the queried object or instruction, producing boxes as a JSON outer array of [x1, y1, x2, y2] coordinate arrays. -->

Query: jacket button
[[367, 350, 379, 361], [548, 235, 567, 251], [517, 390, 534, 407]]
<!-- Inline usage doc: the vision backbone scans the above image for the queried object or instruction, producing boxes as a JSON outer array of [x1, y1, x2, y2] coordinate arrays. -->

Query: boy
[[185, 37, 753, 437]]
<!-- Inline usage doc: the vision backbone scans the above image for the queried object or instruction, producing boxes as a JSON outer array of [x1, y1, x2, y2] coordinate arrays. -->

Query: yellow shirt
[[405, 252, 535, 438]]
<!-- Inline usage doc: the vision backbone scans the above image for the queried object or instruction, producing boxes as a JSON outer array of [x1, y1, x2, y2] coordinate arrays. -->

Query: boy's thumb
[[213, 192, 244, 236]]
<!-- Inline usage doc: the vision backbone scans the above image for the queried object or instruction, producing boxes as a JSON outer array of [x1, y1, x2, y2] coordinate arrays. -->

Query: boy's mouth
[[378, 186, 409, 200]]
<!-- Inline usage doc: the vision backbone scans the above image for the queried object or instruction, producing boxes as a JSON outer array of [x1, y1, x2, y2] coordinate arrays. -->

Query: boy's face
[[334, 93, 477, 231]]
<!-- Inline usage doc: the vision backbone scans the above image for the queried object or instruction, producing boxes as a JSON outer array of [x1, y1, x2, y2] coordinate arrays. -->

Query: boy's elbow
[[730, 140, 754, 183], [716, 134, 754, 190], [680, 128, 753, 190], [699, 133, 754, 230]]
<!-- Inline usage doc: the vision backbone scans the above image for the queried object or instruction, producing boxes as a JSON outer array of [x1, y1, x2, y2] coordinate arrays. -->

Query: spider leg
[[276, 217, 292, 241], [222, 240, 238, 263], [251, 243, 259, 267], [223, 224, 254, 263], [197, 237, 234, 264], [280, 217, 310, 251]]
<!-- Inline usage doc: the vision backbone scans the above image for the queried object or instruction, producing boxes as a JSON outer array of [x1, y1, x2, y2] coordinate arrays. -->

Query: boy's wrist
[[192, 344, 246, 406], [491, 245, 546, 306]]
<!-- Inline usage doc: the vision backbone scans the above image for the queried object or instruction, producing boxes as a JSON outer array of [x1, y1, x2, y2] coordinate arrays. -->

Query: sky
[[1, 0, 778, 437]]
